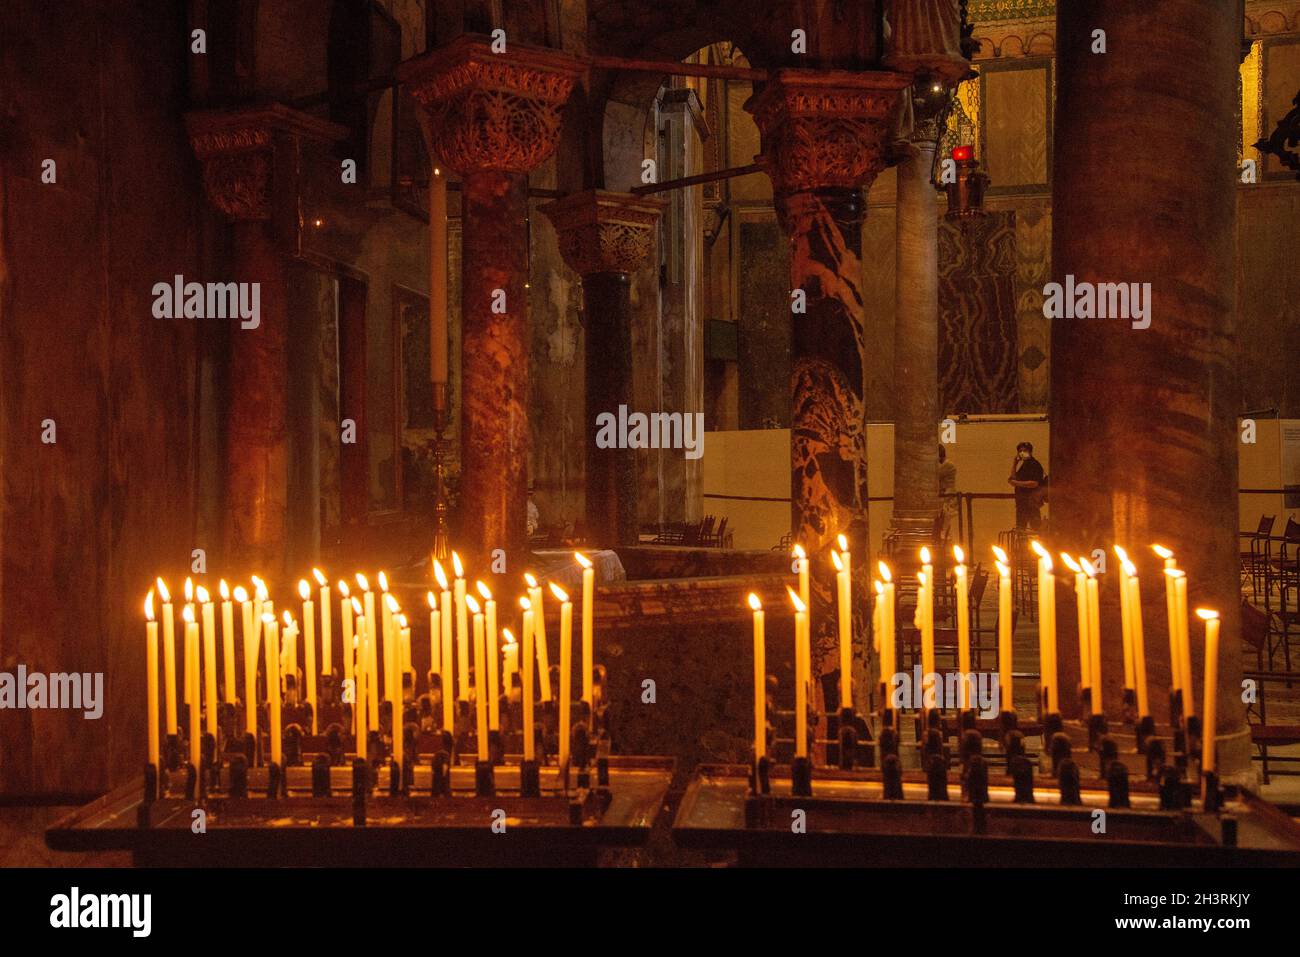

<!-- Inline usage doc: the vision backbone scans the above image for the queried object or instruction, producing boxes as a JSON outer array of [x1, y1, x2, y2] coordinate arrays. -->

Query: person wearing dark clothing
[[1009, 441, 1045, 530]]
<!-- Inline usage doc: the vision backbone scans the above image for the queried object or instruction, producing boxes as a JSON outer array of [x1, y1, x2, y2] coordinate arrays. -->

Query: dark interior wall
[[0, 1, 205, 793]]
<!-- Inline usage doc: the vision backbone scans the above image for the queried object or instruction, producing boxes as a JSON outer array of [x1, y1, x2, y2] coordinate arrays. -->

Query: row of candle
[[746, 541, 1222, 772], [143, 552, 601, 772]]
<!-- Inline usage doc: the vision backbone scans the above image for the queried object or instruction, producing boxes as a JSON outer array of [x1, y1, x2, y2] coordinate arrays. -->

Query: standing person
[[938, 445, 958, 539], [1008, 441, 1045, 530]]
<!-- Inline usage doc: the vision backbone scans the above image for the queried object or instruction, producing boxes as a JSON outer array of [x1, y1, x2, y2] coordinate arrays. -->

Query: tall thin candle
[[552, 583, 573, 772], [157, 578, 178, 736], [525, 573, 553, 701], [434, 561, 454, 728], [788, 587, 809, 758], [1031, 542, 1057, 713], [1196, 608, 1220, 776], [184, 605, 201, 771], [144, 591, 160, 771], [953, 545, 970, 710], [219, 580, 236, 704], [467, 594, 488, 762], [748, 594, 766, 759], [453, 553, 469, 702], [993, 552, 1013, 711], [477, 582, 500, 730], [520, 597, 536, 761], [264, 613, 282, 766], [832, 551, 851, 709], [299, 580, 318, 733], [198, 586, 218, 737], [1124, 562, 1150, 716], [576, 552, 595, 706], [235, 585, 256, 736]]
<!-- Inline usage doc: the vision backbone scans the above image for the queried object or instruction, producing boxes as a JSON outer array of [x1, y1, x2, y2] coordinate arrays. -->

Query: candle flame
[[452, 551, 464, 577], [1113, 545, 1130, 565], [1081, 558, 1097, 578], [378, 571, 389, 592], [219, 579, 230, 600], [837, 533, 848, 553], [920, 546, 931, 564], [953, 545, 964, 565], [385, 593, 400, 613], [1152, 544, 1174, 560], [434, 560, 448, 590], [1060, 553, 1081, 573], [298, 579, 310, 600], [233, 585, 249, 603], [575, 551, 592, 569], [398, 614, 408, 629], [196, 585, 210, 604], [476, 581, 492, 601], [748, 593, 762, 611], [145, 590, 155, 620], [524, 572, 538, 588], [831, 551, 844, 572], [183, 605, 195, 624], [256, 581, 269, 601], [995, 561, 1009, 578], [262, 612, 275, 625], [251, 574, 264, 589], [351, 596, 362, 615], [549, 583, 569, 603], [519, 596, 531, 611], [873, 580, 884, 595], [355, 572, 370, 591], [992, 545, 1008, 564], [283, 610, 293, 627], [877, 561, 892, 583], [1195, 608, 1219, 620], [427, 591, 437, 610], [1030, 540, 1049, 559], [155, 577, 170, 603], [338, 579, 350, 598], [1164, 567, 1185, 579], [465, 594, 481, 615], [313, 568, 327, 587], [792, 543, 806, 560], [502, 628, 516, 647], [786, 586, 806, 614], [1122, 560, 1137, 577], [184, 577, 194, 602]]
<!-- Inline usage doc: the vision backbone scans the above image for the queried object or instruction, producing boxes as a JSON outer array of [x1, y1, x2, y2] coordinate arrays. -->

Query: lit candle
[[1154, 545, 1184, 709], [502, 627, 518, 699], [144, 591, 160, 771], [184, 605, 200, 770], [466, 594, 488, 762], [954, 545, 970, 710], [264, 612, 282, 766], [282, 610, 298, 698], [313, 569, 331, 680], [520, 597, 536, 762], [339, 580, 354, 701], [919, 547, 935, 708], [878, 562, 895, 701], [1031, 541, 1057, 714], [872, 581, 884, 703], [1196, 608, 1220, 775], [453, 553, 469, 702], [477, 582, 500, 730], [183, 577, 194, 706], [748, 594, 766, 759], [788, 587, 809, 758], [157, 578, 178, 736], [434, 561, 454, 729], [353, 597, 367, 758], [551, 583, 573, 770], [235, 585, 256, 736], [792, 544, 809, 611], [1113, 547, 1136, 697], [299, 580, 317, 733], [427, 591, 441, 685], [1124, 560, 1150, 716], [356, 573, 379, 729], [379, 572, 395, 705], [832, 551, 851, 710], [576, 552, 595, 707], [1061, 554, 1092, 711], [198, 586, 218, 737], [394, 612, 408, 772], [1173, 570, 1193, 716], [993, 550, 1014, 711], [525, 573, 553, 701], [399, 613, 412, 693], [1082, 558, 1102, 713], [219, 580, 236, 705]]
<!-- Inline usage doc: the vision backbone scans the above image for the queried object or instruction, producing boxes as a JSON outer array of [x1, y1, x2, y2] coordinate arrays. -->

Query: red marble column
[[401, 37, 582, 565], [1050, 2, 1246, 779], [748, 71, 909, 705], [541, 190, 663, 546], [186, 105, 345, 575]]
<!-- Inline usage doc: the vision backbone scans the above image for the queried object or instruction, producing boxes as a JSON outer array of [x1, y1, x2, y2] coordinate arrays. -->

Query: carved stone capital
[[539, 190, 664, 277], [185, 104, 346, 221], [746, 70, 911, 194], [398, 35, 584, 176]]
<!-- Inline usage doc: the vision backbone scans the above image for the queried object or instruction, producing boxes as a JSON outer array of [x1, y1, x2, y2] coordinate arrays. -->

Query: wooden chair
[[1240, 514, 1275, 604], [1268, 517, 1300, 672], [1244, 669, 1300, 784]]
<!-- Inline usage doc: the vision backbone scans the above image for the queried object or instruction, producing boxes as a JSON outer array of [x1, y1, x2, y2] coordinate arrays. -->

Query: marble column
[[401, 37, 582, 566], [1050, 1, 1246, 780], [748, 70, 909, 706], [186, 105, 345, 576], [540, 190, 663, 546]]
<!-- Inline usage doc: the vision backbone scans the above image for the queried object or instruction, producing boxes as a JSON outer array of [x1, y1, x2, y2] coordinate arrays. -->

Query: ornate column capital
[[539, 190, 664, 277], [746, 70, 910, 194], [184, 103, 346, 221], [398, 35, 584, 176]]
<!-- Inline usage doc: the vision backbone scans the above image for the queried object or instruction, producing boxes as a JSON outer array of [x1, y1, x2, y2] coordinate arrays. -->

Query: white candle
[[184, 605, 201, 770], [1125, 563, 1150, 715], [313, 569, 332, 679], [427, 591, 441, 683], [467, 594, 488, 761], [353, 599, 368, 759], [919, 547, 935, 707], [339, 580, 354, 703], [832, 551, 851, 710], [299, 580, 317, 733], [1062, 554, 1091, 710], [954, 546, 970, 710], [235, 585, 256, 736], [394, 614, 407, 772], [502, 628, 519, 699], [379, 572, 395, 705], [453, 553, 469, 702], [1113, 547, 1136, 695], [357, 574, 379, 729], [219, 580, 236, 705], [993, 549, 1013, 711], [877, 562, 895, 700], [1083, 559, 1102, 712], [748, 594, 766, 759], [1196, 608, 1219, 774], [145, 591, 160, 771], [793, 544, 810, 611], [1174, 571, 1192, 716], [434, 561, 455, 729], [525, 573, 553, 701], [576, 552, 595, 706], [1031, 542, 1057, 713], [1155, 546, 1183, 707], [399, 613, 411, 692], [788, 587, 809, 758], [198, 586, 218, 737], [520, 597, 536, 762], [477, 582, 500, 730], [264, 613, 282, 766], [282, 611, 298, 697], [157, 578, 178, 736], [183, 578, 194, 706], [552, 583, 573, 770]]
